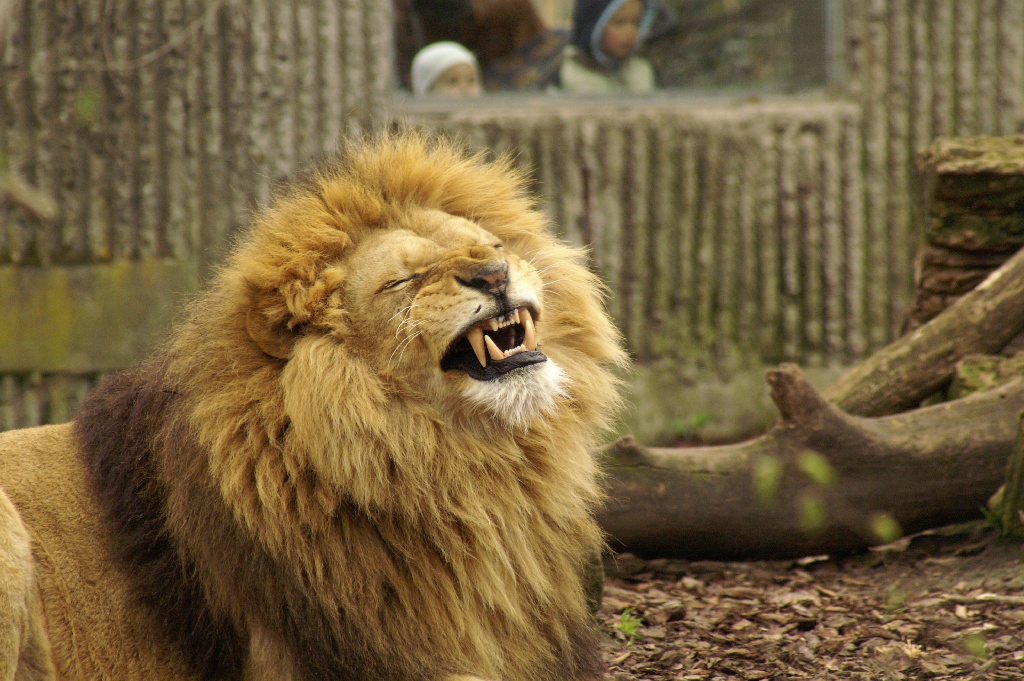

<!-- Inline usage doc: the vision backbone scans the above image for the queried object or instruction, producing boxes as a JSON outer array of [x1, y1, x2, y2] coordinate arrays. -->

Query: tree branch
[[0, 168, 60, 223]]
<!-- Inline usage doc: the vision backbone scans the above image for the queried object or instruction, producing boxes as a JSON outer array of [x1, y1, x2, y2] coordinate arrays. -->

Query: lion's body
[[0, 133, 625, 680], [0, 424, 189, 680]]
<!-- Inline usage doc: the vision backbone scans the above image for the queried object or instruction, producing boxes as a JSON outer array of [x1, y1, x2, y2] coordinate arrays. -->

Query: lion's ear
[[246, 295, 296, 360]]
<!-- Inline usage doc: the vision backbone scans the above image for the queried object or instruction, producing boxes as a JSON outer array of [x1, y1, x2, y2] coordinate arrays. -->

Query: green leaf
[[868, 513, 903, 544], [669, 410, 717, 439], [752, 455, 783, 506], [74, 87, 101, 125], [980, 504, 1004, 534], [798, 492, 827, 533], [797, 450, 837, 487], [611, 607, 643, 643], [963, 632, 989, 658]]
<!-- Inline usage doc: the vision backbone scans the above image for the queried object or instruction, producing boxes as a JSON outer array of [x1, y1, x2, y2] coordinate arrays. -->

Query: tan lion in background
[[0, 131, 625, 680]]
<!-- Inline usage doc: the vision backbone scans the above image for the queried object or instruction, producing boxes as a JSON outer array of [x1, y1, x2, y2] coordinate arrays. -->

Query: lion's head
[[247, 143, 621, 428], [311, 205, 569, 430], [127, 131, 627, 679]]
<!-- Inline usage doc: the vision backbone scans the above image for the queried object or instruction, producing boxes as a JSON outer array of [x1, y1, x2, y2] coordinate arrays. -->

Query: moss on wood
[[949, 353, 1024, 400], [0, 260, 198, 373], [919, 136, 1024, 176]]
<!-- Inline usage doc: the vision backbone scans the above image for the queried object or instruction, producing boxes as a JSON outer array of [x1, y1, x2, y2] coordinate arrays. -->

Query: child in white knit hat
[[411, 41, 482, 97]]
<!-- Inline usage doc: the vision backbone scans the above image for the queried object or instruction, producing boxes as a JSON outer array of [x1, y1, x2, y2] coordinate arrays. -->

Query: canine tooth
[[488, 318, 499, 332], [466, 327, 487, 367], [514, 308, 521, 324], [522, 309, 536, 351], [484, 335, 505, 361]]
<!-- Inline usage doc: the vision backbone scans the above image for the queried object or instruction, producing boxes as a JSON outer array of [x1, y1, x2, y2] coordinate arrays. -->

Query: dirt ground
[[597, 522, 1024, 680]]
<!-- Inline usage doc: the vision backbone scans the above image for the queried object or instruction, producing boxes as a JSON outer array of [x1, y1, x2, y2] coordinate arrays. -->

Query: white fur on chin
[[461, 360, 567, 430]]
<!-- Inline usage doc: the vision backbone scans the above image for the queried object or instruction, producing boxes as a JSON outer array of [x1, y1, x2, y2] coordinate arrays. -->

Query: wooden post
[[996, 410, 1024, 538], [0, 0, 20, 49]]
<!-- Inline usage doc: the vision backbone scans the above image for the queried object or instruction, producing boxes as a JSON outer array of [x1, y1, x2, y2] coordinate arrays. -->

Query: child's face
[[430, 62, 481, 97], [601, 0, 643, 59]]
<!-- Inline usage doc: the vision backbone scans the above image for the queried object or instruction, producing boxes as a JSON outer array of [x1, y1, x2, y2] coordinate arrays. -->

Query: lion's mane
[[74, 132, 625, 680]]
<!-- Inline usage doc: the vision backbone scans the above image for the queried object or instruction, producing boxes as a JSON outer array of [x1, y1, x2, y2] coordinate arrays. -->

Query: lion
[[0, 131, 626, 680]]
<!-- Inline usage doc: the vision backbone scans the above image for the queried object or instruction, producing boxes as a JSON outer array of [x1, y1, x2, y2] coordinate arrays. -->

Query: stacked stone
[[905, 136, 1024, 333]]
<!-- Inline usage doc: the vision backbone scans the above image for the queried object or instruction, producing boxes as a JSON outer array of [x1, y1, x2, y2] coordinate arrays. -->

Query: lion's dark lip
[[442, 349, 547, 380]]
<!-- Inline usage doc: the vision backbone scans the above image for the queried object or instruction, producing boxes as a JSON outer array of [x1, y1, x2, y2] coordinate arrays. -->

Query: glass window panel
[[394, 0, 837, 97]]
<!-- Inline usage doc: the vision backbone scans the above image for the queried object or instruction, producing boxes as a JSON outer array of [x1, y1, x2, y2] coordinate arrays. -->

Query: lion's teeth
[[466, 327, 487, 367], [514, 308, 521, 324], [484, 335, 505, 361], [488, 318, 499, 332], [522, 309, 536, 351], [500, 344, 527, 359]]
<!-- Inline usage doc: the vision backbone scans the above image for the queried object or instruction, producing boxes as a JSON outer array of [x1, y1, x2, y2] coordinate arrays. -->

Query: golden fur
[[0, 490, 53, 681], [0, 132, 625, 680]]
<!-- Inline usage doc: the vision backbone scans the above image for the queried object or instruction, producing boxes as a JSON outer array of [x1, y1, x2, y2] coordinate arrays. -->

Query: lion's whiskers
[[388, 330, 423, 369], [395, 318, 426, 338], [526, 245, 558, 266], [394, 331, 423, 367], [387, 336, 413, 367], [389, 302, 417, 326], [533, 264, 559, 277], [392, 303, 423, 338]]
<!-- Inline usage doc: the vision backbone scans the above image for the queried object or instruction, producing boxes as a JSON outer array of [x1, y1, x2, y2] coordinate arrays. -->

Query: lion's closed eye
[[376, 274, 421, 294]]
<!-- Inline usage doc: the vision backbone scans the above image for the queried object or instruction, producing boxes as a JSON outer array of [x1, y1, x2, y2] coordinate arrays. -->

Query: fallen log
[[598, 364, 1024, 560]]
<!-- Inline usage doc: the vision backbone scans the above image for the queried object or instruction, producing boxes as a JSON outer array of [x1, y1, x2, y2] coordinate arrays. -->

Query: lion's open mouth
[[440, 306, 547, 381]]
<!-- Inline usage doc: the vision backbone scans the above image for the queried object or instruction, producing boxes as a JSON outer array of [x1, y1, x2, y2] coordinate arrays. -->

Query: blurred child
[[560, 0, 657, 93], [394, 0, 547, 92], [411, 41, 483, 97]]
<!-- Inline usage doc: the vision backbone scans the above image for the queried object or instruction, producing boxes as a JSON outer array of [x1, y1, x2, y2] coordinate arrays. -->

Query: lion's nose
[[459, 261, 508, 295]]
